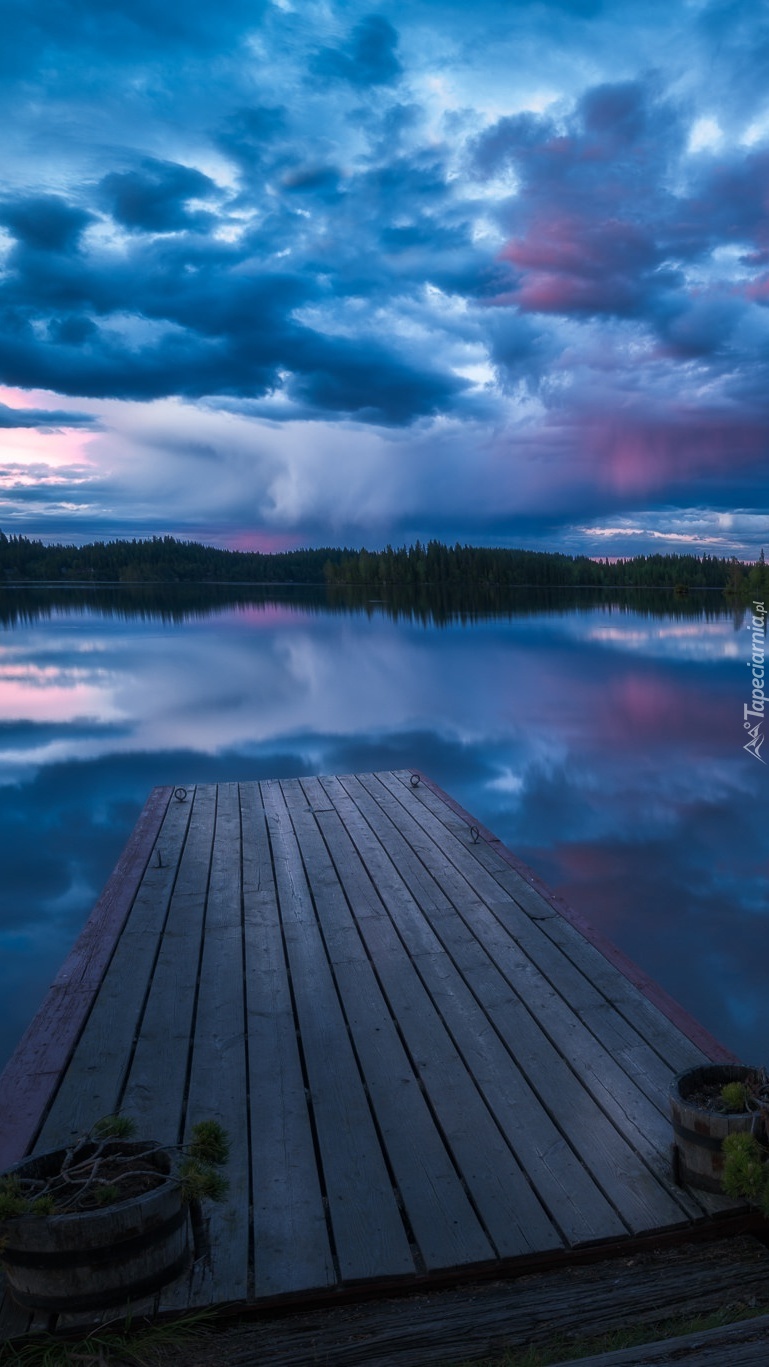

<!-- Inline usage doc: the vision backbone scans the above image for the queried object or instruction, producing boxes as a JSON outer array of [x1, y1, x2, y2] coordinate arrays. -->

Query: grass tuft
[[0, 1308, 216, 1367]]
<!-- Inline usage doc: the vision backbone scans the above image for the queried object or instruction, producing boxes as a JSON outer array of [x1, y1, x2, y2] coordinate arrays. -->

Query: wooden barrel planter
[[1, 1141, 191, 1312], [670, 1064, 764, 1193]]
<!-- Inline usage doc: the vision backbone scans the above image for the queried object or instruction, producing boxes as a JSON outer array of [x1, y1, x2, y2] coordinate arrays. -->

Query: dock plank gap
[[0, 770, 751, 1336]]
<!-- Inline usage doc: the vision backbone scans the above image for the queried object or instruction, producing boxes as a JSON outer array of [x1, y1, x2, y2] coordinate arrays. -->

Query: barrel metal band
[[671, 1118, 729, 1153], [3, 1202, 187, 1270], [7, 1246, 191, 1312]]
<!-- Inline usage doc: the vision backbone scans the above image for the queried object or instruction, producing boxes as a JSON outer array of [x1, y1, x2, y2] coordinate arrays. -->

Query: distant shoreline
[[0, 533, 749, 593]]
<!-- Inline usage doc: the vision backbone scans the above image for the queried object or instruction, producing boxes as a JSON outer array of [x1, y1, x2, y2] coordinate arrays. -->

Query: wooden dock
[[0, 770, 749, 1340]]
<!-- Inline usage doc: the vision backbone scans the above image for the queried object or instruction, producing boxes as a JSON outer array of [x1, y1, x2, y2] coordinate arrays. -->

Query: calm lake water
[[0, 584, 766, 1073]]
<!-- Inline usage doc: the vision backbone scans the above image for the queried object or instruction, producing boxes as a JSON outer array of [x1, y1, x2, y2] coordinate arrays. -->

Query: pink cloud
[[745, 274, 769, 304], [497, 216, 656, 316], [216, 529, 305, 553], [578, 408, 768, 494]]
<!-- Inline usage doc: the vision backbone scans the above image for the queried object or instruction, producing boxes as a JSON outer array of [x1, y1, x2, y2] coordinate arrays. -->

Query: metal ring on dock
[[410, 773, 421, 787], [174, 787, 188, 802], [469, 825, 480, 843]]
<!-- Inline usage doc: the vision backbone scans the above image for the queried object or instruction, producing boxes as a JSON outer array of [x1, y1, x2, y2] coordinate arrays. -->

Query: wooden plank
[[0, 786, 172, 1169], [386, 777, 737, 1220], [371, 793, 708, 1212], [384, 778, 716, 1098], [397, 771, 733, 1068], [410, 770, 741, 1066], [331, 775, 637, 1246], [120, 785, 216, 1144], [161, 783, 251, 1310], [291, 776, 496, 1272], [145, 1236, 769, 1367], [556, 1316, 769, 1367], [384, 775, 736, 1223], [352, 773, 700, 1236], [2, 768, 754, 1336], [32, 793, 193, 1151], [261, 779, 415, 1283], [240, 782, 336, 1297], [316, 774, 567, 1257]]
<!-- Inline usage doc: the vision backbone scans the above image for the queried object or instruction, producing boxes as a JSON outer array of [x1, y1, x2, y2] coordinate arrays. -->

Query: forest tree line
[[0, 530, 766, 596]]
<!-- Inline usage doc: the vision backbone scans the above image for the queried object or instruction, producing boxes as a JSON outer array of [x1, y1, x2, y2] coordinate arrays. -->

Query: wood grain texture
[[240, 782, 336, 1297], [367, 772, 704, 1233], [121, 784, 215, 1144], [0, 786, 172, 1169], [1, 771, 750, 1346], [163, 783, 251, 1310], [34, 793, 193, 1151], [556, 1317, 769, 1367], [148, 1236, 769, 1367], [294, 776, 496, 1272], [262, 779, 415, 1283], [318, 774, 566, 1257], [400, 769, 739, 1065]]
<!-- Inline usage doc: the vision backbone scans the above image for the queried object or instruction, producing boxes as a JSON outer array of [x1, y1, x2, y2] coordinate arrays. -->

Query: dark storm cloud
[[1, 0, 769, 549], [98, 159, 220, 234], [0, 0, 271, 81], [0, 403, 96, 429], [0, 120, 479, 421], [310, 15, 403, 87], [0, 204, 466, 420], [219, 105, 288, 154], [286, 333, 465, 424], [0, 196, 94, 253]]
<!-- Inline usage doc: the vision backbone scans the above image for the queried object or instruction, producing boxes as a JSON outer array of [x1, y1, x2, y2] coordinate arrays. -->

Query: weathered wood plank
[[354, 772, 701, 1236], [393, 781, 737, 1230], [396, 771, 727, 1069], [2, 770, 752, 1343], [556, 1316, 769, 1367], [33, 793, 193, 1151], [161, 783, 250, 1310], [292, 776, 496, 1272], [0, 786, 172, 1169], [121, 785, 216, 1144], [316, 774, 567, 1257], [240, 782, 336, 1297], [372, 780, 708, 1201], [150, 1236, 769, 1367], [261, 779, 415, 1283], [384, 773, 734, 1220], [331, 774, 631, 1246]]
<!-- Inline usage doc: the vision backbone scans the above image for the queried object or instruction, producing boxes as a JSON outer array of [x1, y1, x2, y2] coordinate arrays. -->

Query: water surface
[[1, 584, 766, 1072]]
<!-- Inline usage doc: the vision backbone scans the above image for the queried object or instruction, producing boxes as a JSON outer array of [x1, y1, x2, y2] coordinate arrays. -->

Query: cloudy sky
[[1, 0, 768, 556]]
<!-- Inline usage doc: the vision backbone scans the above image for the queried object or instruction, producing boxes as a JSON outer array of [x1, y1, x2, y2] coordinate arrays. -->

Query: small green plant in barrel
[[722, 1132, 769, 1217], [0, 1116, 230, 1309], [0, 1116, 229, 1228], [720, 1080, 751, 1112], [719, 1072, 769, 1215]]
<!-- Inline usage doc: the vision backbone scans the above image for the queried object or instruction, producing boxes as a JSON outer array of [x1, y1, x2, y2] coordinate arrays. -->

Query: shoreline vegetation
[[1, 531, 767, 602]]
